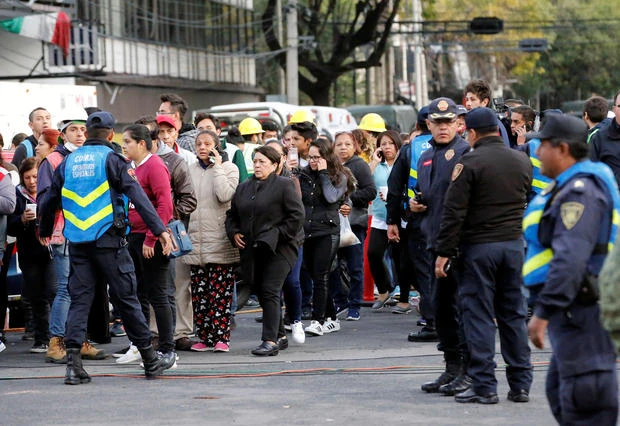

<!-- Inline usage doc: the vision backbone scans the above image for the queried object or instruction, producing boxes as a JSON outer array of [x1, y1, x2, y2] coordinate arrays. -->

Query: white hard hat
[[58, 108, 89, 132]]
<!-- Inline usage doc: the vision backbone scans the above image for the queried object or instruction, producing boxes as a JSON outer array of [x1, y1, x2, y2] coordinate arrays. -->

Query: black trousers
[[250, 248, 291, 343], [402, 224, 433, 321], [20, 256, 55, 344], [303, 234, 339, 323], [66, 241, 151, 349], [127, 233, 174, 354]]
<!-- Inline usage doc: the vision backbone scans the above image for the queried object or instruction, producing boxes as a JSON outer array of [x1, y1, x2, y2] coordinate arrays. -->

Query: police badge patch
[[437, 100, 449, 111], [560, 202, 585, 230], [452, 163, 464, 181], [127, 168, 137, 181], [445, 149, 455, 161]]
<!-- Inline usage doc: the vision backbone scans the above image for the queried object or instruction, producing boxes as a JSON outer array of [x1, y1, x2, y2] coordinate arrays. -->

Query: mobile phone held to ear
[[377, 149, 384, 161]]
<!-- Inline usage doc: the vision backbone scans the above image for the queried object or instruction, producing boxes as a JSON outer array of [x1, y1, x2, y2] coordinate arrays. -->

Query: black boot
[[439, 373, 472, 396], [421, 361, 460, 393], [64, 348, 91, 385], [139, 345, 175, 379]]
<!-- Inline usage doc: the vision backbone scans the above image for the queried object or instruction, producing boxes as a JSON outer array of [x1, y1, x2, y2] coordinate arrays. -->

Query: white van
[[194, 101, 357, 139]]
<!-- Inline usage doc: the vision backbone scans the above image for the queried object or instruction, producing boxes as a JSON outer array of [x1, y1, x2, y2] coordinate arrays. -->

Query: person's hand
[[372, 148, 383, 163], [210, 148, 222, 166], [234, 233, 246, 249], [339, 204, 351, 217], [158, 231, 173, 256], [286, 157, 298, 169], [38, 236, 50, 247], [409, 197, 427, 213], [515, 125, 527, 146], [22, 209, 36, 224], [435, 256, 449, 279], [387, 224, 400, 243], [317, 158, 327, 171], [142, 244, 155, 259], [528, 315, 548, 349]]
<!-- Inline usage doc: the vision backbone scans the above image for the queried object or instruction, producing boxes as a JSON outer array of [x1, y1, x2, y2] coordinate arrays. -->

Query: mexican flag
[[1, 12, 71, 57]]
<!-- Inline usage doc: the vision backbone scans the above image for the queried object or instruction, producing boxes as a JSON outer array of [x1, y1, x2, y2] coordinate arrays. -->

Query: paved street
[[0, 306, 593, 425]]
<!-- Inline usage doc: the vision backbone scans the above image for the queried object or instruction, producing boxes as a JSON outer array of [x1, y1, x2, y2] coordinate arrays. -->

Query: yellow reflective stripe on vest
[[532, 178, 548, 190], [522, 210, 543, 231], [522, 248, 553, 277], [614, 210, 620, 226], [410, 168, 417, 179], [530, 157, 541, 169], [63, 204, 114, 231], [61, 181, 110, 208]]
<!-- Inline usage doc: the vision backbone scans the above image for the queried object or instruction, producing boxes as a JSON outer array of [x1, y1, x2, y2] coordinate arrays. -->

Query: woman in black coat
[[226, 145, 305, 356]]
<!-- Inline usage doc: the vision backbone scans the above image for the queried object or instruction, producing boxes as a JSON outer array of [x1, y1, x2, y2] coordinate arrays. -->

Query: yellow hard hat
[[288, 110, 315, 125], [358, 113, 387, 133], [238, 117, 264, 135]]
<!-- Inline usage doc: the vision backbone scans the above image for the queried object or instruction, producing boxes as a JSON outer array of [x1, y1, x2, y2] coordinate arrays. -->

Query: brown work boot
[[80, 341, 106, 360], [46, 336, 67, 364]]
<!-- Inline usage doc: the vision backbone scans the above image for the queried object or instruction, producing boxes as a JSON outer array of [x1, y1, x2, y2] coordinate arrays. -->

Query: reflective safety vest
[[527, 138, 552, 195], [407, 133, 432, 199], [61, 145, 114, 243], [522, 160, 620, 286]]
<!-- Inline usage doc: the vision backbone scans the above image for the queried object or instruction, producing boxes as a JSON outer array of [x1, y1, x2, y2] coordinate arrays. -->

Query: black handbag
[[167, 220, 193, 258]]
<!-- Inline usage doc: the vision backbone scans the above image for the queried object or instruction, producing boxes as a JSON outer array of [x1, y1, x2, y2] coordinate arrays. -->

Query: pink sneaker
[[191, 342, 213, 352], [213, 342, 229, 353]]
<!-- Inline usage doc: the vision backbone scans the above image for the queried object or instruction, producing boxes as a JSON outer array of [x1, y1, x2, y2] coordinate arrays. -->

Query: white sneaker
[[304, 320, 323, 336], [115, 344, 141, 364], [0, 341, 6, 353], [323, 319, 341, 334], [291, 321, 305, 344]]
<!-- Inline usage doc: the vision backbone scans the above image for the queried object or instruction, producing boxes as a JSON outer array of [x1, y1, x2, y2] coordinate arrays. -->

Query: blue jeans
[[48, 243, 70, 337], [332, 226, 366, 311]]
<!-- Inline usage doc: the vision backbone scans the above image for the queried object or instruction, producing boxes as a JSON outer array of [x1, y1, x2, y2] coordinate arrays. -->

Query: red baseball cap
[[156, 114, 178, 130]]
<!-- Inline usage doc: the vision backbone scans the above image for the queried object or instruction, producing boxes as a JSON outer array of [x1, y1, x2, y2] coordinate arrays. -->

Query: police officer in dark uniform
[[38, 111, 175, 384], [392, 97, 470, 393], [526, 113, 619, 424], [435, 107, 533, 404], [386, 106, 433, 330]]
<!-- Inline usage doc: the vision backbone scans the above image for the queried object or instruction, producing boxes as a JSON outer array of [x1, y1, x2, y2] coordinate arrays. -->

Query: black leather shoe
[[455, 388, 499, 404], [64, 348, 91, 385], [255, 316, 263, 323], [439, 374, 472, 396], [277, 337, 289, 350], [251, 341, 279, 356], [421, 371, 457, 393], [408, 326, 439, 342], [507, 389, 529, 403]]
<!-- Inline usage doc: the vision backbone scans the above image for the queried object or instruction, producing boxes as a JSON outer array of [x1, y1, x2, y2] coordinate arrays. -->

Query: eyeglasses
[[308, 155, 322, 161]]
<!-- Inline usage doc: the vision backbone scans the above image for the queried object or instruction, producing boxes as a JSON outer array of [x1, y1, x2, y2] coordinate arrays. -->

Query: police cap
[[465, 107, 497, 130], [532, 113, 588, 144], [417, 106, 429, 124], [428, 97, 457, 120], [86, 111, 115, 129]]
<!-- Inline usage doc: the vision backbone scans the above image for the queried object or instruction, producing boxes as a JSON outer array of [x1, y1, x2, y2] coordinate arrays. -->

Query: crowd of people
[[0, 80, 619, 424]]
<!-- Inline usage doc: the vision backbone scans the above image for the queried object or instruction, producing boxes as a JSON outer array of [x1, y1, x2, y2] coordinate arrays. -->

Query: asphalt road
[[0, 306, 598, 425]]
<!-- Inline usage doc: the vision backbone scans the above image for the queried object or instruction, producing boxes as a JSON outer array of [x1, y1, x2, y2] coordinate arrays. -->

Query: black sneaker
[[301, 309, 312, 320], [30, 342, 49, 353], [109, 320, 126, 337], [507, 389, 529, 403]]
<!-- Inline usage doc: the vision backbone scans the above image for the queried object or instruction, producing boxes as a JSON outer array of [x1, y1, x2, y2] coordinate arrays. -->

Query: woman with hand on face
[[226, 146, 304, 356], [122, 124, 176, 367], [184, 130, 239, 353], [330, 131, 376, 321], [366, 131, 410, 312], [297, 138, 356, 336]]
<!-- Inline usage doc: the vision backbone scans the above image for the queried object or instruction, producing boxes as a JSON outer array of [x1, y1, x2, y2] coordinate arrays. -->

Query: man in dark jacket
[[590, 89, 620, 183], [436, 107, 533, 404]]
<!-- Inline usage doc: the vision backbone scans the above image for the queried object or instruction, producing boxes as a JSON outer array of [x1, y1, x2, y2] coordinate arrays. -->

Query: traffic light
[[469, 17, 504, 35]]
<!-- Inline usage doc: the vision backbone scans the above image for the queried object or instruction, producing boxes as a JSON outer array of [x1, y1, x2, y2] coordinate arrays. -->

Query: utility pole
[[286, 0, 299, 105], [412, 0, 428, 107], [276, 0, 286, 97]]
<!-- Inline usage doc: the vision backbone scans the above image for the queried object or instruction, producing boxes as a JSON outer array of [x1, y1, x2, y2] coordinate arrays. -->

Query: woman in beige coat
[[184, 130, 239, 352]]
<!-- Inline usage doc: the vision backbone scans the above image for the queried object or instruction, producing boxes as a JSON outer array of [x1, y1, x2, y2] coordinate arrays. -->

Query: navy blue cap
[[531, 113, 587, 143], [465, 107, 498, 130], [428, 97, 458, 120], [417, 106, 429, 124], [86, 111, 115, 129], [456, 105, 468, 116]]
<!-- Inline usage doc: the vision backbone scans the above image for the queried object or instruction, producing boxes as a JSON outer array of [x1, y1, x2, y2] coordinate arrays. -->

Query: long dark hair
[[377, 130, 403, 151], [123, 124, 153, 151], [309, 138, 356, 196]]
